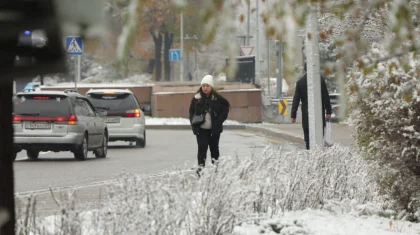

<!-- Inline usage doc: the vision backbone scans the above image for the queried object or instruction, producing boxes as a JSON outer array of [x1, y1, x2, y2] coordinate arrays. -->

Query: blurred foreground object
[[0, 0, 106, 80], [0, 1, 106, 234], [54, 0, 106, 39]]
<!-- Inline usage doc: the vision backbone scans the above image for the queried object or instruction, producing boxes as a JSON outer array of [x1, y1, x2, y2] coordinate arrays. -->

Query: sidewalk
[[246, 122, 354, 148]]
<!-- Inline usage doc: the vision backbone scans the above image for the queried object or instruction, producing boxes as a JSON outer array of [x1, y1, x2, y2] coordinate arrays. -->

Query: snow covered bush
[[15, 145, 378, 234], [319, 40, 338, 92], [348, 43, 420, 219]]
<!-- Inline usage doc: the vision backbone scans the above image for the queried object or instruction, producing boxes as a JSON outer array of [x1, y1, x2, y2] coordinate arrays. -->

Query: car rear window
[[86, 93, 138, 111], [13, 95, 71, 116]]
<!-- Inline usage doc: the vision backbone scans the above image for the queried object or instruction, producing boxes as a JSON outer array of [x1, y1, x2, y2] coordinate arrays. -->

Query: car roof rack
[[64, 89, 78, 93]]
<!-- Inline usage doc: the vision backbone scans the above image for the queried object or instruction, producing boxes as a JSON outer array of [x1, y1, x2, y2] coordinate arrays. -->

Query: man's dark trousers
[[196, 128, 220, 166], [303, 127, 310, 150]]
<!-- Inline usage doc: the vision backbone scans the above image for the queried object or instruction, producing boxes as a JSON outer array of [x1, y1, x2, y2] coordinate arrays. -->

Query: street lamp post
[[273, 40, 282, 99], [305, 3, 324, 150], [180, 12, 184, 82], [185, 34, 190, 81]]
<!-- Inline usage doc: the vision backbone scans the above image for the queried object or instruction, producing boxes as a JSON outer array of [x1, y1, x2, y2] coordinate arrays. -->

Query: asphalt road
[[14, 129, 297, 193]]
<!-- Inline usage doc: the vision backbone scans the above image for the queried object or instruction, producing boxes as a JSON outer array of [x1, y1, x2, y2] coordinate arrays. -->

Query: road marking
[[233, 130, 283, 145], [15, 170, 196, 196]]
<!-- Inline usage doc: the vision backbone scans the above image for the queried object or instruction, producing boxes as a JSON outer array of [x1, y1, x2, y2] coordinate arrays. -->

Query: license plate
[[105, 117, 120, 123], [25, 122, 51, 129]]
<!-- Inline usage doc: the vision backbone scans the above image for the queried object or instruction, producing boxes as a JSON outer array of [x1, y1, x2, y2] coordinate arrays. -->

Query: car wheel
[[74, 134, 88, 161], [27, 150, 39, 160], [95, 132, 108, 158], [135, 130, 146, 148]]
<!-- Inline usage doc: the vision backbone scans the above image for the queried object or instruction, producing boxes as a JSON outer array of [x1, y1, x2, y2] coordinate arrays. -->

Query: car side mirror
[[97, 110, 107, 117], [141, 105, 151, 112]]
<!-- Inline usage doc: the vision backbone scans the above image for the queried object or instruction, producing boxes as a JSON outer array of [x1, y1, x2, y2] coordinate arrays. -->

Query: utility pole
[[180, 12, 184, 82], [274, 40, 282, 98], [255, 0, 260, 83], [74, 56, 78, 89], [194, 35, 198, 81], [185, 34, 198, 81], [267, 39, 270, 97], [186, 34, 190, 81], [305, 3, 324, 150], [247, 0, 250, 45], [266, 0, 270, 97]]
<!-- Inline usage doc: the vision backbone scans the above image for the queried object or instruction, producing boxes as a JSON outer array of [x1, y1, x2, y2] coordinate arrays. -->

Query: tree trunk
[[150, 29, 163, 81], [147, 59, 155, 74], [164, 32, 173, 81], [0, 80, 16, 235]]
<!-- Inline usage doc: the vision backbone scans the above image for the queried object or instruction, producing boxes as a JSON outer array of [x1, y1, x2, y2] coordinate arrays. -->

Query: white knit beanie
[[200, 75, 214, 88]]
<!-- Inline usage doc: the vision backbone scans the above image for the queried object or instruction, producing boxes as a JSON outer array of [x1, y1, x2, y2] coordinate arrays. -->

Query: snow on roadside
[[233, 209, 420, 235], [145, 117, 243, 125]]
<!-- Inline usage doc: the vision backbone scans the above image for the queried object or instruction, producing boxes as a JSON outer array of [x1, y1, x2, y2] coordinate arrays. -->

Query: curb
[[146, 125, 247, 130], [145, 124, 304, 145], [245, 126, 305, 145]]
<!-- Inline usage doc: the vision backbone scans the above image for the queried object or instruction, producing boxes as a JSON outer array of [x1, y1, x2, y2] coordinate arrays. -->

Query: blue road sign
[[66, 36, 83, 55], [169, 49, 181, 61]]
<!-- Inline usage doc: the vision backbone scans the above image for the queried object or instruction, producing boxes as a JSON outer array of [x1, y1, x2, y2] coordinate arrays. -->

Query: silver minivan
[[13, 90, 108, 161], [85, 89, 147, 147]]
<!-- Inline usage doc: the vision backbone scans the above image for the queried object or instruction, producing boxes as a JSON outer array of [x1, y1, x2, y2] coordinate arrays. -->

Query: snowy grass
[[14, 145, 420, 235]]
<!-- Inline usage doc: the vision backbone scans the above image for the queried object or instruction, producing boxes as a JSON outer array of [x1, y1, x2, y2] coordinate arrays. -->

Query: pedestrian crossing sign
[[66, 36, 83, 55]]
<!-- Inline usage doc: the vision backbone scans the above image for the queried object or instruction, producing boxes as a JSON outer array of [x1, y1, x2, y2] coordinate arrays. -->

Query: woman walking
[[189, 75, 230, 175]]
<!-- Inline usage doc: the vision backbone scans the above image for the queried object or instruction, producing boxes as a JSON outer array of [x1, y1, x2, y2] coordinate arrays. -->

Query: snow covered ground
[[234, 209, 420, 235], [146, 117, 243, 125], [29, 207, 420, 235]]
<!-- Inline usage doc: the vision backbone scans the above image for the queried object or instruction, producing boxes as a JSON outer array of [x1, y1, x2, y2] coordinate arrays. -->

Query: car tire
[[74, 134, 88, 161], [27, 150, 39, 160], [135, 130, 146, 148], [94, 132, 108, 158]]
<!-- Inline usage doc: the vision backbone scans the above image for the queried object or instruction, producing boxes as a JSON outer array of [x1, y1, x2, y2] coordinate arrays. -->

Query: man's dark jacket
[[291, 74, 332, 129], [189, 92, 230, 135]]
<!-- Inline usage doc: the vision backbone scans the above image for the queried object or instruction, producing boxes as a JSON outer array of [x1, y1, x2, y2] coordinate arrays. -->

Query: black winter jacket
[[189, 92, 230, 135], [291, 74, 332, 129]]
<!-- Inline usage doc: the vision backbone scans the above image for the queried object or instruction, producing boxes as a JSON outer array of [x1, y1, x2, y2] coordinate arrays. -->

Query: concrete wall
[[41, 83, 263, 123], [152, 89, 262, 123], [41, 85, 153, 108]]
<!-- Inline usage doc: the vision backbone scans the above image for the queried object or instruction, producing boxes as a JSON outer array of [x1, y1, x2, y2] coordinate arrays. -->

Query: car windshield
[[86, 93, 138, 111], [13, 94, 70, 117]]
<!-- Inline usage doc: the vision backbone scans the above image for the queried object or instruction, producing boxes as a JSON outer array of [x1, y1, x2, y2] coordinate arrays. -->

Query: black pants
[[196, 128, 220, 166], [303, 126, 325, 150]]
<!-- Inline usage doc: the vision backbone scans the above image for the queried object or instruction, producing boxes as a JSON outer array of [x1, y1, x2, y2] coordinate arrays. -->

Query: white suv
[[86, 89, 147, 147]]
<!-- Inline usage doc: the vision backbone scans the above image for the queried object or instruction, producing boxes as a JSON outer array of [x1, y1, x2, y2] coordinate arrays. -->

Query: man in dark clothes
[[291, 67, 332, 150]]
